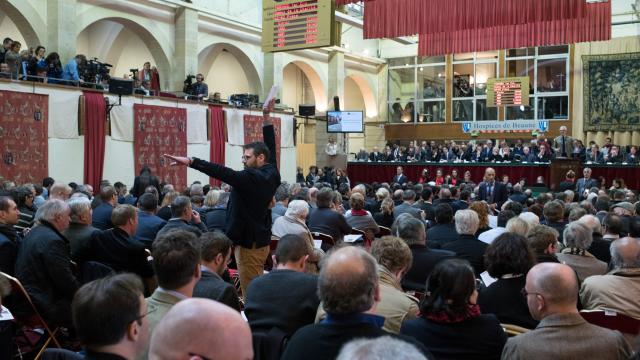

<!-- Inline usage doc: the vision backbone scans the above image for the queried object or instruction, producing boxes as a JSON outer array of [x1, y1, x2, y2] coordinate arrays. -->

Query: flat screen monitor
[[326, 111, 364, 133]]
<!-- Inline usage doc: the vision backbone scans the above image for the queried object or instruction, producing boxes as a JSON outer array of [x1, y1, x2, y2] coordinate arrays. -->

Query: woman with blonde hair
[[157, 191, 180, 220], [374, 197, 395, 228]]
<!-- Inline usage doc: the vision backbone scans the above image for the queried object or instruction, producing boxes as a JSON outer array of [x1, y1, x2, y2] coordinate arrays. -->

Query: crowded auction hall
[[0, 0, 639, 359]]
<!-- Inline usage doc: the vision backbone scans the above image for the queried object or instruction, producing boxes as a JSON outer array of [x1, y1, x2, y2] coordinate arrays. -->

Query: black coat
[[477, 276, 539, 329], [0, 224, 20, 276], [308, 207, 351, 243], [442, 234, 488, 275], [156, 218, 206, 239], [244, 269, 319, 336], [402, 244, 455, 291], [14, 221, 80, 326], [190, 124, 280, 248], [400, 314, 507, 360], [131, 173, 160, 198], [193, 269, 241, 311], [76, 228, 154, 279], [202, 207, 228, 232], [427, 223, 458, 249], [282, 315, 431, 360]]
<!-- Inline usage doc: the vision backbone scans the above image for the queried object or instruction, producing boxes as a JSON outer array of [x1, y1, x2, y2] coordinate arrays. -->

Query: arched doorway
[[198, 43, 262, 99]]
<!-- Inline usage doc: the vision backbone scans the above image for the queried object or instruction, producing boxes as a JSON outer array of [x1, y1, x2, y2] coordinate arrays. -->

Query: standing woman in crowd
[[131, 165, 160, 198], [45, 52, 63, 84], [4, 41, 21, 79], [400, 259, 507, 359], [296, 167, 305, 184]]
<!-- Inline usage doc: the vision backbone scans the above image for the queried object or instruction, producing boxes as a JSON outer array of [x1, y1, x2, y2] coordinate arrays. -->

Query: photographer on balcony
[[62, 54, 86, 86], [186, 73, 208, 101]]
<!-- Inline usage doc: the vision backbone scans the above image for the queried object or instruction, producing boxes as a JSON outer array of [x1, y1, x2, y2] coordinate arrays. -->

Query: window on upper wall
[[505, 45, 569, 121], [388, 56, 446, 123], [452, 51, 498, 122]]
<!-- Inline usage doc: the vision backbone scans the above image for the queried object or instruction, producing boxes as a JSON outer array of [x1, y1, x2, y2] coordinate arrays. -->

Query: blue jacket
[[134, 211, 167, 247]]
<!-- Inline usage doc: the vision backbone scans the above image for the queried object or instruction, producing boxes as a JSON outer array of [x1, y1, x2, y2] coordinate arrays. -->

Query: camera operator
[[187, 73, 208, 101], [62, 54, 86, 86]]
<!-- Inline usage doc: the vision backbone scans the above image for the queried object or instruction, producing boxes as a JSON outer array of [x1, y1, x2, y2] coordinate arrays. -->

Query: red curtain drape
[[209, 105, 225, 187], [83, 91, 107, 191], [362, 0, 587, 39], [418, 2, 611, 56]]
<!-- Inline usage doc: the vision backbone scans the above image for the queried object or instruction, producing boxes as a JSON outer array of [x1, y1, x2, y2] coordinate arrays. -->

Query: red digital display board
[[263, 0, 334, 52]]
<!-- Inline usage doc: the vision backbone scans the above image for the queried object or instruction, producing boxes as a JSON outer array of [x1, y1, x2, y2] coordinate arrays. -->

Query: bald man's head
[[525, 263, 578, 320], [610, 237, 640, 269], [149, 299, 252, 360], [319, 246, 379, 315]]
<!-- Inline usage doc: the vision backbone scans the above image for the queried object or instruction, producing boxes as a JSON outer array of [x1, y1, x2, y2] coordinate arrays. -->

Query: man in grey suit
[[575, 168, 598, 200], [501, 262, 633, 360], [553, 125, 574, 158], [393, 190, 424, 220]]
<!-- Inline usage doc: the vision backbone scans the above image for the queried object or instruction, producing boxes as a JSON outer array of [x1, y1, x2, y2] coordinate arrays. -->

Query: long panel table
[[347, 162, 640, 190]]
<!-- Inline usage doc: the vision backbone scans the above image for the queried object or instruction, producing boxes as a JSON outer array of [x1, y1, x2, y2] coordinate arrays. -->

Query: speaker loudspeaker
[[299, 104, 315, 116], [108, 78, 133, 96], [333, 96, 340, 111]]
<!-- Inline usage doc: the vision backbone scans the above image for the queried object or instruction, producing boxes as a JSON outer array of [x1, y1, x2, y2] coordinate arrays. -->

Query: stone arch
[[75, 15, 172, 88], [198, 42, 262, 96], [283, 60, 327, 112], [0, 0, 44, 47], [345, 74, 378, 118]]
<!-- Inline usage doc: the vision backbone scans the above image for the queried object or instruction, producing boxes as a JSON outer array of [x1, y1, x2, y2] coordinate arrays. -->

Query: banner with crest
[[133, 104, 187, 189], [0, 90, 48, 184]]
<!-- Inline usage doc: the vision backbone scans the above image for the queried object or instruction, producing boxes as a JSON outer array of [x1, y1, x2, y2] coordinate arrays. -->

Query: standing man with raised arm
[[164, 99, 281, 295]]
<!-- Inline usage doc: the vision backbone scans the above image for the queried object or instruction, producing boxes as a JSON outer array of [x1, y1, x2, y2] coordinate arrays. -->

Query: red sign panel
[[243, 115, 281, 170]]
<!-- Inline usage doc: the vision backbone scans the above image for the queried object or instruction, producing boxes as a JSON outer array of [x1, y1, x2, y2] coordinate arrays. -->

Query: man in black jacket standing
[[164, 100, 280, 295]]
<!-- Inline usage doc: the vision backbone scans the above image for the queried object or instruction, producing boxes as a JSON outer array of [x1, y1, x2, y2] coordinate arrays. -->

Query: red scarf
[[351, 209, 368, 216], [423, 304, 481, 323]]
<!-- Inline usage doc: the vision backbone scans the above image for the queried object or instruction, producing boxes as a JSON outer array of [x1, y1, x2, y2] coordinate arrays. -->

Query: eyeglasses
[[132, 307, 157, 323], [520, 288, 543, 298]]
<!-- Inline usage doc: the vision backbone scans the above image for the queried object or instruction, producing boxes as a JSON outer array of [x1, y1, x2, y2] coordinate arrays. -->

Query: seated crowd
[[354, 130, 639, 165], [0, 164, 639, 359]]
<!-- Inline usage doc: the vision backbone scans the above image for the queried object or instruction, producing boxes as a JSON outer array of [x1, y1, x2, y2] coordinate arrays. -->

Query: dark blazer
[[133, 211, 166, 248], [373, 212, 394, 228], [193, 268, 241, 311], [402, 244, 455, 291], [575, 177, 598, 199], [585, 151, 604, 163], [14, 221, 80, 326], [478, 181, 508, 208], [393, 202, 422, 220], [63, 222, 100, 261], [400, 314, 507, 360], [442, 234, 488, 275], [76, 228, 154, 280], [477, 276, 539, 329], [281, 315, 430, 360], [156, 218, 206, 239], [190, 124, 280, 249], [588, 235, 613, 264], [308, 207, 351, 243], [393, 174, 408, 185], [131, 173, 160, 198], [0, 224, 20, 276], [156, 206, 172, 221], [203, 207, 228, 232], [427, 223, 458, 249], [244, 269, 319, 336], [369, 152, 383, 162], [92, 202, 114, 230]]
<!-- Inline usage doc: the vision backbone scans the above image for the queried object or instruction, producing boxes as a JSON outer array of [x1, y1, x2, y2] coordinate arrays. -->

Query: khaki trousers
[[235, 243, 269, 296]]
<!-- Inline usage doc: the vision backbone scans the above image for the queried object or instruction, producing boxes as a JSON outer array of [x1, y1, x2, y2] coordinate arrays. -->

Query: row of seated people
[[355, 137, 640, 165], [1, 174, 639, 359]]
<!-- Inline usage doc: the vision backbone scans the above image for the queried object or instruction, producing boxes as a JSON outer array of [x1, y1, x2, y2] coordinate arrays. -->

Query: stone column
[[317, 51, 346, 169], [47, 0, 77, 63], [263, 52, 284, 101], [173, 7, 198, 92]]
